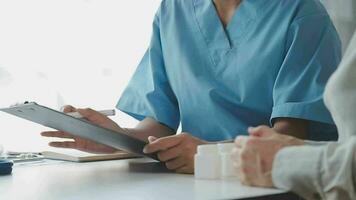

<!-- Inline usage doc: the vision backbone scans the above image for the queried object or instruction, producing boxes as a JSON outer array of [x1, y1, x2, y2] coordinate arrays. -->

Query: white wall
[[0, 0, 161, 152], [321, 0, 356, 52]]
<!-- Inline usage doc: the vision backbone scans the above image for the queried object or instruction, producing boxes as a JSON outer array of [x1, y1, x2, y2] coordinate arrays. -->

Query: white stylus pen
[[67, 109, 116, 118]]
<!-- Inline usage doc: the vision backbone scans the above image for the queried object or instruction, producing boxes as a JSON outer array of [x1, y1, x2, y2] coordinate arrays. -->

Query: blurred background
[[0, 0, 161, 152], [322, 0, 356, 53]]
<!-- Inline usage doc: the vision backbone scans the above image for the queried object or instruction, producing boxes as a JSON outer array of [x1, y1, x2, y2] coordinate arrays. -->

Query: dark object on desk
[[0, 102, 158, 161], [0, 159, 13, 175], [129, 161, 172, 173], [239, 192, 304, 200]]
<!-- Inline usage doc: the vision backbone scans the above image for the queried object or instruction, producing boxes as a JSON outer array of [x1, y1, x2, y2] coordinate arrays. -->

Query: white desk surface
[[0, 158, 286, 200]]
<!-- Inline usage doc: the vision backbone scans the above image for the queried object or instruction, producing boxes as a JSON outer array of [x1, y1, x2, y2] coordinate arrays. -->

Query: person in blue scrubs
[[42, 0, 341, 174]]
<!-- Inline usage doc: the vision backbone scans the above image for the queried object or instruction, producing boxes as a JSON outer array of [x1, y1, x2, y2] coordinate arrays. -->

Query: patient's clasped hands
[[232, 126, 305, 187]]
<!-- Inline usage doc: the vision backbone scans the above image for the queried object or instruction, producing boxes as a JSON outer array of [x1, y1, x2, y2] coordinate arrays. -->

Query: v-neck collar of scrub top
[[193, 0, 259, 50]]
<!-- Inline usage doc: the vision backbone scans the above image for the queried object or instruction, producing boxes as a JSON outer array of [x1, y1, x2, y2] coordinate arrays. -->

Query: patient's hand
[[41, 105, 125, 154], [232, 126, 304, 187]]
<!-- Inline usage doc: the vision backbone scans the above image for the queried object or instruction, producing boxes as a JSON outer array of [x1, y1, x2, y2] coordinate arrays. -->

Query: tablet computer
[[0, 102, 158, 160]]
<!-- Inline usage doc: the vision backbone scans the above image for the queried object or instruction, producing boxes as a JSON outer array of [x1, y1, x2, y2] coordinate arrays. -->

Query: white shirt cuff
[[272, 145, 326, 200]]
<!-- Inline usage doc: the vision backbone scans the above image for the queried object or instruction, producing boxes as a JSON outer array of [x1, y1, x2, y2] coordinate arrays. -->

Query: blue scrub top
[[117, 0, 342, 142]]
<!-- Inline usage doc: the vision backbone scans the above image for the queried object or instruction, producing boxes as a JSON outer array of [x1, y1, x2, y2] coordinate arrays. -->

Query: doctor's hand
[[143, 133, 207, 174], [232, 126, 304, 187], [41, 105, 124, 154]]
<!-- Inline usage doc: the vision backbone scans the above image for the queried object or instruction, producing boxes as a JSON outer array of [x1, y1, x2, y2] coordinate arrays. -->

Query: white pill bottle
[[194, 144, 221, 179], [217, 143, 236, 178], [194, 143, 236, 179]]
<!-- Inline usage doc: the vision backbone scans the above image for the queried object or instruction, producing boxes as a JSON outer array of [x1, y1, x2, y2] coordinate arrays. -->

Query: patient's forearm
[[123, 117, 176, 142]]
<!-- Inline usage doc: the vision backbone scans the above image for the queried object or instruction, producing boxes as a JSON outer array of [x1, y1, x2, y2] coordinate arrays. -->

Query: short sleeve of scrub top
[[271, 13, 342, 140], [117, 0, 341, 141], [117, 12, 180, 131]]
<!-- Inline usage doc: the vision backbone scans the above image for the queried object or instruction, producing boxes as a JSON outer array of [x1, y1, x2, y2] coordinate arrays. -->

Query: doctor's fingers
[[41, 131, 75, 139], [165, 156, 186, 170], [157, 145, 182, 162], [175, 165, 192, 174], [76, 108, 110, 123], [60, 105, 77, 113], [49, 141, 76, 149], [143, 135, 182, 153]]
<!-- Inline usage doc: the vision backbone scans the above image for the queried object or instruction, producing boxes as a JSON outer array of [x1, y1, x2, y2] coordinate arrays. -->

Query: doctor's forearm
[[123, 117, 176, 142], [273, 118, 308, 139]]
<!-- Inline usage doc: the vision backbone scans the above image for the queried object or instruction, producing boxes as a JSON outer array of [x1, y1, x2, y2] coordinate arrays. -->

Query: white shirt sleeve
[[272, 139, 356, 200], [323, 30, 356, 142]]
